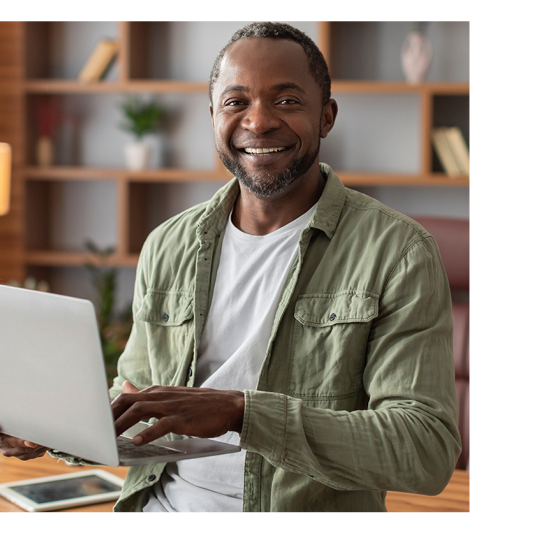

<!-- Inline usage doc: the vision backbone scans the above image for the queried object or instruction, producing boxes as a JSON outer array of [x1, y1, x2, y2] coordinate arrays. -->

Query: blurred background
[[0, 21, 469, 308]]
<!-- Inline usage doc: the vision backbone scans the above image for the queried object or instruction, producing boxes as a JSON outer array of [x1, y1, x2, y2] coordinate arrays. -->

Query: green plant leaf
[[119, 96, 164, 140], [84, 240, 133, 380]]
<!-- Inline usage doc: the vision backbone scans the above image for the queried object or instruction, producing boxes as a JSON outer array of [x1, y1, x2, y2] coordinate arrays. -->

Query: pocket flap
[[294, 291, 378, 327], [137, 290, 193, 326]]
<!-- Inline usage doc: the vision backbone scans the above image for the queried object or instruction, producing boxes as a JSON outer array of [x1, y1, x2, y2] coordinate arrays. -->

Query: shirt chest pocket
[[289, 291, 378, 400], [136, 290, 195, 384]]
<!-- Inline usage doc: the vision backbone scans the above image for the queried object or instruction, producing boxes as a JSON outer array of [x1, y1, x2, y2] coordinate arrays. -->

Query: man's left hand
[[112, 381, 245, 446]]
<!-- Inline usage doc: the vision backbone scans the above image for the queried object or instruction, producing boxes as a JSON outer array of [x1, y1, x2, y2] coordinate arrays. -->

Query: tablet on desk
[[0, 469, 124, 512]]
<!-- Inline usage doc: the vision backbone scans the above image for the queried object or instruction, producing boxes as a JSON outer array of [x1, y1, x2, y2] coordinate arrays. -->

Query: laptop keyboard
[[117, 437, 185, 459]]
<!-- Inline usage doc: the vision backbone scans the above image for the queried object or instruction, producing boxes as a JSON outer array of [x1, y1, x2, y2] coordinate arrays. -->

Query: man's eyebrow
[[220, 85, 249, 97], [272, 82, 306, 94]]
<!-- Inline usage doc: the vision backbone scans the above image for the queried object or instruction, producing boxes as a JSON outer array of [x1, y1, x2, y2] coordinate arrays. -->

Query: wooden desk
[[0, 453, 468, 512], [0, 453, 129, 512], [386, 469, 469, 512]]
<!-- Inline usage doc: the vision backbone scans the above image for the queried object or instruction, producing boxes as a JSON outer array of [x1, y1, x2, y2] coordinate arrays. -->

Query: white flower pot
[[124, 142, 151, 171]]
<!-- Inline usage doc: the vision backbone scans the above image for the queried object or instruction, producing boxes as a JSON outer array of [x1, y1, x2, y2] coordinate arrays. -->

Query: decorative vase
[[124, 142, 150, 171], [36, 136, 54, 167], [401, 31, 433, 84]]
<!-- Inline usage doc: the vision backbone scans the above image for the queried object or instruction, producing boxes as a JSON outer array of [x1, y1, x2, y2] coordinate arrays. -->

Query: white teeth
[[243, 147, 286, 154]]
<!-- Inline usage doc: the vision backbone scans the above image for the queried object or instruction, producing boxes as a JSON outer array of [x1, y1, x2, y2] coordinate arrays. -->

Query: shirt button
[[162, 313, 169, 322], [329, 313, 336, 321], [148, 474, 156, 482], [188, 368, 193, 378]]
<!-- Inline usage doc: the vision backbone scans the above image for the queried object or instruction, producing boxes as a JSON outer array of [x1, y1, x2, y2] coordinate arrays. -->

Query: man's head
[[209, 22, 332, 109], [209, 22, 337, 199]]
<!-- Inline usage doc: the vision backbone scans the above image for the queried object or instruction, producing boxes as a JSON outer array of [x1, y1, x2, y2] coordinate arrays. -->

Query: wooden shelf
[[23, 166, 230, 182], [337, 172, 469, 187], [25, 250, 139, 267], [24, 166, 125, 180], [24, 80, 208, 94], [331, 81, 469, 95], [24, 167, 468, 187]]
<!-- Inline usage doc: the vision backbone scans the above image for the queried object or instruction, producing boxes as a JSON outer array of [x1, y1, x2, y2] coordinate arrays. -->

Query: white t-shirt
[[143, 204, 316, 512]]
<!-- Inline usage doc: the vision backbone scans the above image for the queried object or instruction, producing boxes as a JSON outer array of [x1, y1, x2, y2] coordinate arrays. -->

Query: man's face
[[210, 37, 334, 198]]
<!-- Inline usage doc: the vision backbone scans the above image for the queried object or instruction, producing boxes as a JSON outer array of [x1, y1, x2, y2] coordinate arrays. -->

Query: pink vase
[[401, 31, 433, 84]]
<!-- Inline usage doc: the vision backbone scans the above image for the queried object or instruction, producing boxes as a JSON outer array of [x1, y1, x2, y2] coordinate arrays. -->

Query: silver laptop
[[0, 284, 240, 466]]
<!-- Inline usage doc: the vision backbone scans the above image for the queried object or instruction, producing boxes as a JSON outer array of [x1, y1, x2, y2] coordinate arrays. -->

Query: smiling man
[[211, 36, 335, 207], [1, 22, 461, 512]]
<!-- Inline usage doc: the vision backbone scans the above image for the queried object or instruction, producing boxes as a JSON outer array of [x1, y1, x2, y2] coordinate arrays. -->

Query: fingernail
[[132, 436, 143, 445]]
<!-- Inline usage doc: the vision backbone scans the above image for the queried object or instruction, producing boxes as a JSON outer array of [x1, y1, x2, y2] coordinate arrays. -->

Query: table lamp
[[0, 143, 11, 216]]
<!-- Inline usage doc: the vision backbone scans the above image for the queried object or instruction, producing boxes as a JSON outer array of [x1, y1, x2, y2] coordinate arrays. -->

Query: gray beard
[[217, 141, 320, 198]]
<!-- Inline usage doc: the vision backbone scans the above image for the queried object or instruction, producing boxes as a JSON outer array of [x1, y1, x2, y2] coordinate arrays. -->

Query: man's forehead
[[218, 37, 309, 80]]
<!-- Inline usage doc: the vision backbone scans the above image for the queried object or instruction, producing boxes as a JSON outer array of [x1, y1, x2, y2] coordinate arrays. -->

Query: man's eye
[[278, 99, 298, 105], [227, 100, 244, 106]]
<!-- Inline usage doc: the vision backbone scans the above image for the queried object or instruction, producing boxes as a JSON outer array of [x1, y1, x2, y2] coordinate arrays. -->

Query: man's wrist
[[230, 391, 245, 434]]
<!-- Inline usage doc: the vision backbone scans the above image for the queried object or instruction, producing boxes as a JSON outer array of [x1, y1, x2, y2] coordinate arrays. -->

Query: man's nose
[[241, 103, 281, 134]]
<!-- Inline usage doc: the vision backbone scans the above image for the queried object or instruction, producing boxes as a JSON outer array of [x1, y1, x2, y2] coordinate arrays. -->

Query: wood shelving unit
[[0, 21, 469, 286]]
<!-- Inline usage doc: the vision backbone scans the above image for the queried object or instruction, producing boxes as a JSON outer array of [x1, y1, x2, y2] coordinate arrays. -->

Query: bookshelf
[[0, 21, 469, 299]]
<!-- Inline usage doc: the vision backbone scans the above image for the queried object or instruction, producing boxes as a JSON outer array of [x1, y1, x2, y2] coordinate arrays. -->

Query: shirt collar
[[308, 163, 346, 240], [196, 162, 346, 241]]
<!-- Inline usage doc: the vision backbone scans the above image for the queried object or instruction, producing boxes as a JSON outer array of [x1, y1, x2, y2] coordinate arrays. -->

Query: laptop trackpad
[[121, 421, 188, 446], [120, 421, 239, 455]]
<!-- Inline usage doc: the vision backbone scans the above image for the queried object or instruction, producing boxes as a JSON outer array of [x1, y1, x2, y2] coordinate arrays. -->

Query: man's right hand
[[0, 432, 49, 461]]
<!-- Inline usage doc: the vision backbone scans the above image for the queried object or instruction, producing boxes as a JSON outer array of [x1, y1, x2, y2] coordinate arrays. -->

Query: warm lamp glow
[[0, 143, 11, 216]]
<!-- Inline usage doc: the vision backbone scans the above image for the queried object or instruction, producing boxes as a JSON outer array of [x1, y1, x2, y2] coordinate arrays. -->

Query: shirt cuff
[[239, 389, 288, 466]]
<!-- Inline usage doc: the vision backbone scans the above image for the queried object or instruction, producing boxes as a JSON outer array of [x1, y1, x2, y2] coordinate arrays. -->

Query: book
[[78, 40, 119, 83], [431, 127, 469, 177], [445, 127, 469, 175], [432, 128, 461, 177]]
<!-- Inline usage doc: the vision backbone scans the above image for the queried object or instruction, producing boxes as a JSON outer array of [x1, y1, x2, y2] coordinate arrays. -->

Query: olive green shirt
[[52, 163, 461, 511]]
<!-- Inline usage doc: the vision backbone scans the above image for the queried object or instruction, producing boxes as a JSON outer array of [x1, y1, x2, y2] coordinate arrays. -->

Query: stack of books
[[431, 127, 470, 177], [78, 40, 119, 83]]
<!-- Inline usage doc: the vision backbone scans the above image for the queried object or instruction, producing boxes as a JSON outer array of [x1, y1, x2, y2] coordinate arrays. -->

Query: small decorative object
[[34, 96, 62, 166], [84, 240, 133, 385], [401, 22, 432, 84], [119, 97, 164, 171], [0, 142, 11, 216]]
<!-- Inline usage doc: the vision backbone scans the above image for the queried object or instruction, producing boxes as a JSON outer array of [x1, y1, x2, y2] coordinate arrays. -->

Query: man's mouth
[[242, 147, 288, 155]]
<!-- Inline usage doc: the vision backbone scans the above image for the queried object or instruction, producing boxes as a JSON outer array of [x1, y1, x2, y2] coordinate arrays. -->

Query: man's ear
[[320, 99, 338, 139]]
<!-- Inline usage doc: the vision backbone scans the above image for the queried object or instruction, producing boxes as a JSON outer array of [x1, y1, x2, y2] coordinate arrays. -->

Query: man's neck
[[231, 167, 325, 236]]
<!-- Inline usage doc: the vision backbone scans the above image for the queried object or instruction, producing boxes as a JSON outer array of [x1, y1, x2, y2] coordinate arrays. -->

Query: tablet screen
[[10, 475, 122, 504]]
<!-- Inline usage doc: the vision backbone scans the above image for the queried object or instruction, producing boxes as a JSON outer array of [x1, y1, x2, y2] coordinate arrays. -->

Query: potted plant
[[119, 96, 164, 171], [84, 240, 133, 386]]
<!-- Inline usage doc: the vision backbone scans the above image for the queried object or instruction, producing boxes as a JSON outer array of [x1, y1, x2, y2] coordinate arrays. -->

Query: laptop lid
[[0, 285, 121, 466]]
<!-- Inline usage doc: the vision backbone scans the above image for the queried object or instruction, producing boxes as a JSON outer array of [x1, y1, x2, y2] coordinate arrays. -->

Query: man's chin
[[217, 155, 293, 198], [218, 151, 319, 199], [236, 169, 300, 198]]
